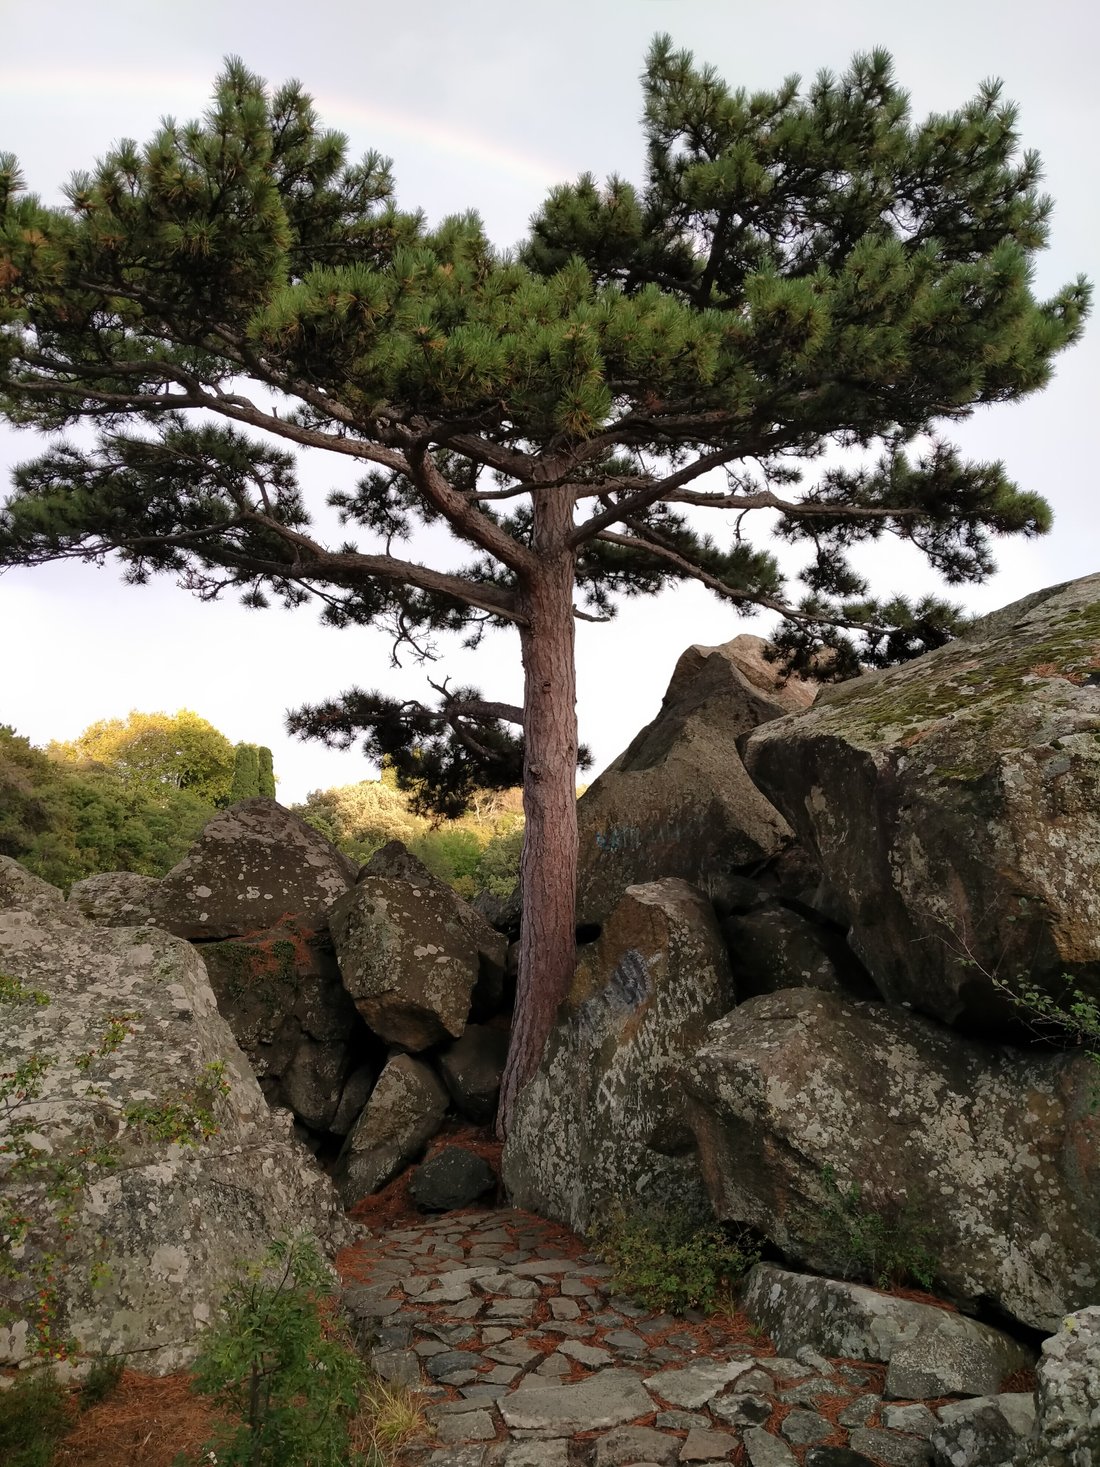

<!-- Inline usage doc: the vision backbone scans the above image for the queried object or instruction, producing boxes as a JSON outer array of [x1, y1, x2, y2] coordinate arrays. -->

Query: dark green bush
[[0, 1369, 71, 1467], [592, 1200, 757, 1314]]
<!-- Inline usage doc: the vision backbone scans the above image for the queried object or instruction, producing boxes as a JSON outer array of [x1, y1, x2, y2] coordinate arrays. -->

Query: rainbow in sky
[[1, 66, 569, 193]]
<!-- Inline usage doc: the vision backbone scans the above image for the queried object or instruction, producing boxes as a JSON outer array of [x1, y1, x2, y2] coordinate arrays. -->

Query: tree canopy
[[51, 708, 238, 804], [0, 724, 214, 888], [0, 39, 1089, 1123]]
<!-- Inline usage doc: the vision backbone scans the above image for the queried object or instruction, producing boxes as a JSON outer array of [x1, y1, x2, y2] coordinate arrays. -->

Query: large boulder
[[1027, 1305, 1100, 1467], [743, 575, 1100, 1027], [684, 988, 1100, 1331], [329, 864, 506, 1051], [151, 799, 357, 941], [0, 854, 84, 925], [68, 870, 160, 926], [0, 875, 348, 1373], [438, 1023, 510, 1123], [576, 636, 816, 927], [333, 1053, 449, 1205], [741, 1265, 1033, 1396], [199, 925, 369, 1132], [721, 902, 872, 999], [503, 878, 735, 1232]]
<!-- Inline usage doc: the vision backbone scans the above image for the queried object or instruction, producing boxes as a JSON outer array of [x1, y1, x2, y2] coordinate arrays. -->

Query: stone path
[[338, 1208, 945, 1467]]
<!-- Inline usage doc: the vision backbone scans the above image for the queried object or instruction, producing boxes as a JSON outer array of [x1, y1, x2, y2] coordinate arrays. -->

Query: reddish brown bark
[[496, 489, 579, 1138]]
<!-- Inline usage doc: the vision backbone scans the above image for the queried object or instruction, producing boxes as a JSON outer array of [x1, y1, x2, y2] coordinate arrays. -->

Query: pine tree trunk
[[497, 494, 579, 1138]]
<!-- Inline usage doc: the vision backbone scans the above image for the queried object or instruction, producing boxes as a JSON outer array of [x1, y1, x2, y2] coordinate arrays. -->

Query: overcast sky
[[1, 0, 1096, 804]]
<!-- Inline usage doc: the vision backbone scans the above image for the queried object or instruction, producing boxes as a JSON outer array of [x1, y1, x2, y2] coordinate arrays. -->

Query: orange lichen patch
[[53, 1370, 225, 1467]]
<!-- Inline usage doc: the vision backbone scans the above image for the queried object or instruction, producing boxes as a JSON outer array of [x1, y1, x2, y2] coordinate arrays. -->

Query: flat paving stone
[[644, 1359, 757, 1409], [847, 1429, 932, 1466], [744, 1429, 799, 1467], [499, 1369, 655, 1434], [680, 1427, 738, 1460], [436, 1409, 497, 1443], [780, 1409, 832, 1445], [593, 1426, 679, 1466]]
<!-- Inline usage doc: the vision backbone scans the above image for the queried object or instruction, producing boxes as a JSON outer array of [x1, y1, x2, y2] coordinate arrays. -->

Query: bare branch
[[568, 445, 747, 548]]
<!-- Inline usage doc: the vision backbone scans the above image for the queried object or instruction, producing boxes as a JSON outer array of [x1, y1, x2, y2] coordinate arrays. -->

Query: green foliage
[[292, 777, 524, 897], [592, 1200, 758, 1314], [0, 724, 214, 889], [0, 974, 230, 1360], [806, 1168, 939, 1291], [191, 1233, 368, 1467], [0, 1367, 71, 1467], [51, 709, 236, 805], [993, 974, 1100, 1070], [229, 742, 261, 802], [257, 745, 276, 799], [77, 1354, 124, 1409]]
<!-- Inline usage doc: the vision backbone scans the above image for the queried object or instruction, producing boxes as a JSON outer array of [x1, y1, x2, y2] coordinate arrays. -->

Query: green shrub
[[806, 1167, 939, 1291], [592, 1200, 757, 1314], [78, 1354, 124, 1409], [191, 1234, 369, 1467], [0, 1368, 71, 1467]]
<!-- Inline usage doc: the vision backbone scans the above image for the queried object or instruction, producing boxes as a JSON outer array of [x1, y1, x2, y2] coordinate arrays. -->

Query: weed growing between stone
[[591, 1200, 758, 1314], [186, 1232, 419, 1467], [0, 972, 230, 1361]]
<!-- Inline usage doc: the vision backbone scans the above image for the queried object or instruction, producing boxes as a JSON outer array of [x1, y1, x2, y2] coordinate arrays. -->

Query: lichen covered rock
[[576, 636, 815, 927], [333, 1053, 448, 1204], [67, 870, 160, 926], [1028, 1306, 1100, 1467], [0, 907, 349, 1372], [151, 798, 357, 940], [0, 854, 84, 925], [743, 574, 1100, 1027], [685, 989, 1099, 1330], [329, 871, 505, 1050], [741, 1265, 1032, 1394], [503, 877, 735, 1232]]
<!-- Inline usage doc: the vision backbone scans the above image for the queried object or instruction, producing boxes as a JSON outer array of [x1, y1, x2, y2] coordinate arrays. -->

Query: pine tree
[[229, 744, 260, 803], [0, 42, 1089, 1129], [257, 746, 276, 799]]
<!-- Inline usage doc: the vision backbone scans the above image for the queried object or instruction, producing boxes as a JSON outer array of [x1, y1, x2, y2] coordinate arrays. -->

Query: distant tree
[[52, 709, 236, 805], [229, 742, 261, 802], [0, 44, 1088, 1127], [257, 745, 276, 798], [0, 724, 212, 886], [292, 778, 418, 858]]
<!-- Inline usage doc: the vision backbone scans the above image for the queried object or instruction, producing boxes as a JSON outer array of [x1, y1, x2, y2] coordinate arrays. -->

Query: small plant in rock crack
[[0, 971, 230, 1361], [188, 1233, 381, 1467], [806, 1168, 939, 1292], [591, 1199, 758, 1314]]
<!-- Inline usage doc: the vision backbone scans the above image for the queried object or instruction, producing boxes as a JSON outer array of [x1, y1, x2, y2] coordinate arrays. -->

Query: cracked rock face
[[502, 877, 735, 1233], [575, 635, 815, 928], [0, 867, 349, 1372], [743, 574, 1100, 1029], [151, 798, 357, 941], [685, 989, 1099, 1331]]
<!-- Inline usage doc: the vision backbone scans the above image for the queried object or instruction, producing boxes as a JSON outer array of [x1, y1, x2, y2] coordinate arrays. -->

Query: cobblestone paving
[[339, 1209, 945, 1466]]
